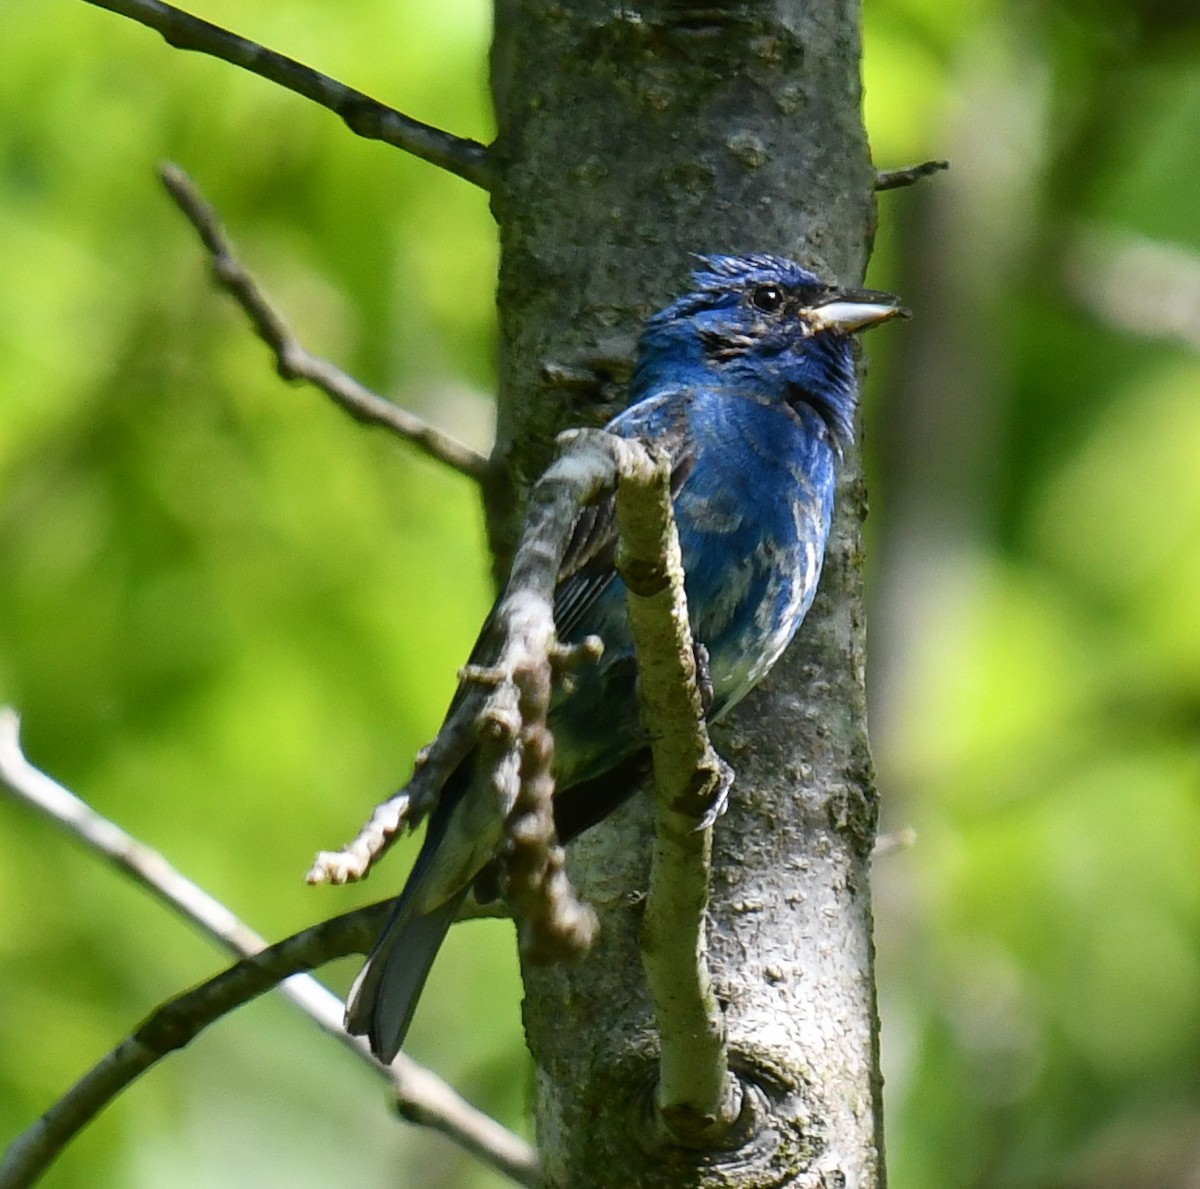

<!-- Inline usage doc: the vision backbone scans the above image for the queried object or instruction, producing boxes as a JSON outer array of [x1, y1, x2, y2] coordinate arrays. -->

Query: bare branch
[[0, 706, 281, 957], [311, 429, 736, 1130], [0, 709, 539, 1188], [307, 790, 412, 885], [308, 430, 626, 954], [159, 163, 491, 482], [502, 623, 597, 963], [612, 447, 739, 1144], [389, 1058, 538, 1183], [83, 0, 492, 189], [0, 904, 538, 1189], [875, 159, 950, 191]]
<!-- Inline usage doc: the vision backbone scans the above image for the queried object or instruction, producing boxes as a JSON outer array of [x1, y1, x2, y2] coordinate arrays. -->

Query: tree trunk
[[488, 1, 883, 1184]]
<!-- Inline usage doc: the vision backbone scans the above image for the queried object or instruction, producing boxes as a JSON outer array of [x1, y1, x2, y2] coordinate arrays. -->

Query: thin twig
[[159, 163, 491, 483], [309, 430, 627, 957], [612, 447, 739, 1144], [307, 790, 412, 885], [0, 709, 539, 1188], [875, 159, 950, 191], [313, 429, 735, 1126], [0, 903, 538, 1189], [0, 707, 310, 960], [82, 0, 492, 189]]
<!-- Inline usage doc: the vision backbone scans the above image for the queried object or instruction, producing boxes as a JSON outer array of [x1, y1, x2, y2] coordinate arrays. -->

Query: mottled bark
[[488, 0, 883, 1186]]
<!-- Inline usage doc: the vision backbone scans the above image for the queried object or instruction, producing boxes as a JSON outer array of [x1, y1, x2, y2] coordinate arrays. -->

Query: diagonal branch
[[612, 447, 739, 1144], [82, 0, 492, 189], [0, 709, 539, 1188], [0, 706, 296, 959], [309, 429, 626, 960], [159, 163, 491, 483], [310, 429, 736, 1140], [0, 904, 538, 1189], [0, 906, 379, 1189]]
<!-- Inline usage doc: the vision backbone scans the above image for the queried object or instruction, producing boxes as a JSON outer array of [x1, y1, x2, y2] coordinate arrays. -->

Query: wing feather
[[552, 399, 696, 639]]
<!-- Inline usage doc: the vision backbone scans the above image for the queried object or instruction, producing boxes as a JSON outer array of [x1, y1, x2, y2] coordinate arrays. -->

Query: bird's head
[[631, 254, 906, 444]]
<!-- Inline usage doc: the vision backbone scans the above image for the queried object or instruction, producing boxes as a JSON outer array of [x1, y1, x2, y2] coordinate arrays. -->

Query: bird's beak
[[806, 288, 909, 334]]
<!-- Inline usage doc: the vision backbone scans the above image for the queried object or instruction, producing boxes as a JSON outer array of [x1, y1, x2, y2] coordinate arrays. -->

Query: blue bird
[[346, 254, 905, 1061]]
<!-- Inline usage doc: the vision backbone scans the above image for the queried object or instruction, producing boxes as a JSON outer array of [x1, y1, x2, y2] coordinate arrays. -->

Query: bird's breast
[[677, 399, 835, 719]]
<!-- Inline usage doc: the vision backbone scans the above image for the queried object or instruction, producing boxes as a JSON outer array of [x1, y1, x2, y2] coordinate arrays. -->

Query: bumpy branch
[[160, 164, 490, 483], [82, 0, 492, 189], [613, 449, 739, 1143], [310, 430, 736, 1138], [309, 429, 628, 960], [0, 710, 538, 1189], [0, 904, 538, 1189]]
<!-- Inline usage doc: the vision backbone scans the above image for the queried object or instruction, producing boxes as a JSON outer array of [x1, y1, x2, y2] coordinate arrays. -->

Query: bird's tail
[[345, 876, 468, 1063]]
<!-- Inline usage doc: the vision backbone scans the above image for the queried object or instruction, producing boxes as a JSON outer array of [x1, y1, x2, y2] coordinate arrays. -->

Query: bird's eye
[[750, 284, 784, 313]]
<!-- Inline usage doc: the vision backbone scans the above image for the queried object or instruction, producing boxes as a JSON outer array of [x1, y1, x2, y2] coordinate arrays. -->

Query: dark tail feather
[[345, 749, 650, 1060], [346, 884, 467, 1063]]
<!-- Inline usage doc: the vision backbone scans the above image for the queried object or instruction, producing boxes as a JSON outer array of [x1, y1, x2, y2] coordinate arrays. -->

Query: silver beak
[[807, 288, 909, 333]]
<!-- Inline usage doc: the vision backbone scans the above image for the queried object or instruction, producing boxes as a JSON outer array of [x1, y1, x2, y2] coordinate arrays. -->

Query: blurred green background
[[1, 0, 1198, 1186]]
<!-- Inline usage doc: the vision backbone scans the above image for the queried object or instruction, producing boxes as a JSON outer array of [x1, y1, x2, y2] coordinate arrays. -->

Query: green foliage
[[2, 0, 1199, 1185], [865, 3, 1200, 1185], [0, 1, 519, 1185]]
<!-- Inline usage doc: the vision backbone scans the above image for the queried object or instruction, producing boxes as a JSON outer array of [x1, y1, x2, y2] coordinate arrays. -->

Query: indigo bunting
[[347, 254, 904, 1060]]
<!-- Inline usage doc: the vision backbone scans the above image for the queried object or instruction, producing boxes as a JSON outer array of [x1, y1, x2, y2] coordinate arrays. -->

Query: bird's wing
[[552, 394, 696, 639], [444, 392, 695, 698]]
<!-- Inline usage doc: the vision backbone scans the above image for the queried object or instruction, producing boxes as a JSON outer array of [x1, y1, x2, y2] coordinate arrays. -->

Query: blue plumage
[[346, 255, 904, 1061]]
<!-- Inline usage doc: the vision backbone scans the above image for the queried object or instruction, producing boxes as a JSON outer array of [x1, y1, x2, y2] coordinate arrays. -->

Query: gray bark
[[488, 1, 883, 1184]]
